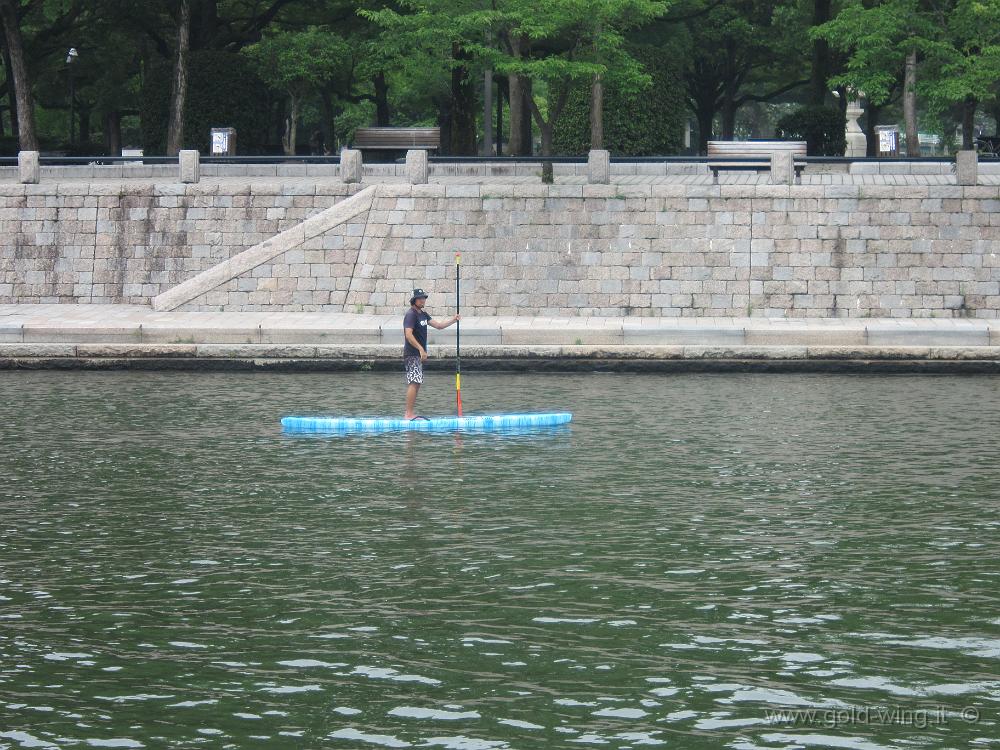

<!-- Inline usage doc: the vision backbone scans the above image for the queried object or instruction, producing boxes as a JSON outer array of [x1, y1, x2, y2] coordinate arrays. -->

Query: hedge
[[140, 50, 271, 155], [774, 105, 847, 156], [552, 45, 686, 156]]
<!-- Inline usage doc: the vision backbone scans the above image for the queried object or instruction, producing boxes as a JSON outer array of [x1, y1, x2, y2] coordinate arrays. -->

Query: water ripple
[[1, 371, 998, 749]]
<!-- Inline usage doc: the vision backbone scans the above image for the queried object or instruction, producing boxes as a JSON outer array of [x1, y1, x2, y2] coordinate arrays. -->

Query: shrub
[[775, 105, 846, 156], [552, 45, 686, 156], [140, 50, 271, 154]]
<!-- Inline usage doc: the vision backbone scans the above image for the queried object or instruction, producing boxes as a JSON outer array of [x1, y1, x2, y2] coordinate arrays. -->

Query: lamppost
[[66, 47, 78, 148]]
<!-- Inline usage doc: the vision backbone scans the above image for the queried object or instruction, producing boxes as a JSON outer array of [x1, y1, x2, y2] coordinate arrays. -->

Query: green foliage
[[243, 27, 351, 100], [140, 50, 270, 154], [667, 0, 807, 150], [775, 105, 846, 156], [552, 46, 685, 155], [812, 0, 937, 106], [920, 0, 1000, 115], [363, 0, 670, 152]]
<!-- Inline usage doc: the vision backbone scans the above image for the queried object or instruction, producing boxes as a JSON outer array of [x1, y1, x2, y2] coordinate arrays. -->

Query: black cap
[[410, 288, 429, 305]]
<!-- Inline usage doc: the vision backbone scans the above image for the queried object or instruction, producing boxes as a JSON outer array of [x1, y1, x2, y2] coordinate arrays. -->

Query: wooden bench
[[707, 140, 807, 183], [353, 127, 441, 151]]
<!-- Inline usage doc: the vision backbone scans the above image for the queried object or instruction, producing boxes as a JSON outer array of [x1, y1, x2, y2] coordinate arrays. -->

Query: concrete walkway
[[1, 304, 999, 372]]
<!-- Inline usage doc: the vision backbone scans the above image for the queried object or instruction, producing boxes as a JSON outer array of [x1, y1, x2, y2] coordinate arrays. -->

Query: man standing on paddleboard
[[403, 288, 459, 420]]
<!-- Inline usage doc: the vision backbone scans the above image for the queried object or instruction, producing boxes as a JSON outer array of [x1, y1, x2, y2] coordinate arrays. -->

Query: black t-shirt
[[403, 307, 432, 356]]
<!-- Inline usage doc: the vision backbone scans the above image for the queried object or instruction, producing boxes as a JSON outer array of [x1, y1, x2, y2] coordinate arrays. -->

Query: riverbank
[[2, 304, 998, 372]]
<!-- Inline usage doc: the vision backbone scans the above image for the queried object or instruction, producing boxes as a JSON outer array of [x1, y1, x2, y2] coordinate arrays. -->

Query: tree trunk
[[166, 0, 191, 155], [104, 110, 121, 156], [520, 82, 533, 155], [282, 95, 298, 155], [78, 104, 90, 144], [903, 47, 919, 157], [810, 0, 832, 105], [961, 95, 976, 150], [508, 73, 525, 155], [696, 103, 714, 155], [496, 75, 505, 156], [482, 66, 493, 156], [373, 71, 390, 126], [527, 81, 567, 158], [590, 74, 603, 150], [539, 122, 553, 156], [0, 0, 37, 150], [864, 102, 880, 158], [449, 43, 476, 155], [320, 90, 336, 154], [2, 42, 17, 137]]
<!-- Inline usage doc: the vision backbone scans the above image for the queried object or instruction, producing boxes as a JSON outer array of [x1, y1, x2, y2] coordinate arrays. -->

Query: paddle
[[455, 252, 463, 416]]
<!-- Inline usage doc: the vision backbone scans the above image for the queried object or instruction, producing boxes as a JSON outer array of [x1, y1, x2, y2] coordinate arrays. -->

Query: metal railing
[[0, 153, 994, 166]]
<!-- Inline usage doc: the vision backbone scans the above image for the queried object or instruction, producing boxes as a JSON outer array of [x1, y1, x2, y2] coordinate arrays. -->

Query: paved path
[[1, 304, 996, 348]]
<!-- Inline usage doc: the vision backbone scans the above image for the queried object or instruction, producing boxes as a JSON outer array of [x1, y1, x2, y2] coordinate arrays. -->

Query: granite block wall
[[1, 180, 998, 318]]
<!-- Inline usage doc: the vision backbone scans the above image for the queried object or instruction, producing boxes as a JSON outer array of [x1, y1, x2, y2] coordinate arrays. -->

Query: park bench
[[707, 140, 807, 183], [353, 126, 441, 151]]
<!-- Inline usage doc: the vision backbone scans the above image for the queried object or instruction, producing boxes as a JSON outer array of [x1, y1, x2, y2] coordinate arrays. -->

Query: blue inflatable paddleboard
[[281, 412, 572, 433]]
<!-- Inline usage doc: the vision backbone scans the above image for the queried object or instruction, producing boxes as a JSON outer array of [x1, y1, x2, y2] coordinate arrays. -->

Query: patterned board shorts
[[404, 355, 423, 384]]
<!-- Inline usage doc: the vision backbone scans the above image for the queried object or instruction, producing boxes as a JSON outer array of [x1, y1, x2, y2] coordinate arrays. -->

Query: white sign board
[[211, 131, 229, 155], [878, 129, 897, 153]]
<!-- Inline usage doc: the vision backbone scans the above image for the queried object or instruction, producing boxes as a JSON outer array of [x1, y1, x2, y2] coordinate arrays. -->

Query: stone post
[[406, 149, 428, 184], [340, 148, 362, 183], [588, 149, 610, 184], [845, 97, 867, 157], [770, 151, 795, 185], [956, 150, 978, 186], [18, 150, 39, 184], [179, 150, 200, 183]]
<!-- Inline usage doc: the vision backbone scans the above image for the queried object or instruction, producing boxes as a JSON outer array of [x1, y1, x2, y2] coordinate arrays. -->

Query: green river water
[[1, 371, 999, 750]]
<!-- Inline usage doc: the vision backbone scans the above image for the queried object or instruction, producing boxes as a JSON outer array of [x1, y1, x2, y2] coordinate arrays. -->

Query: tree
[[483, 1, 667, 155], [359, 1, 480, 151], [665, 0, 808, 152], [810, 0, 834, 105], [243, 27, 349, 155], [166, 0, 190, 155], [564, 0, 669, 149], [0, 0, 38, 150], [920, 0, 1000, 148], [814, 0, 938, 156], [365, 0, 670, 157], [553, 44, 686, 155]]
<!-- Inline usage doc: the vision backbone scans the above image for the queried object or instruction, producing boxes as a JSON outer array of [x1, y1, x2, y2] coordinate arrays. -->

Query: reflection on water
[[1, 371, 999, 750]]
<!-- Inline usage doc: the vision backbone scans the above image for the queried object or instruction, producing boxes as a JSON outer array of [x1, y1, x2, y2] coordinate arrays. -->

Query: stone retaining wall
[[2, 181, 998, 317]]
